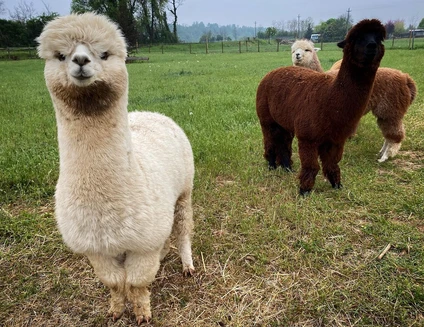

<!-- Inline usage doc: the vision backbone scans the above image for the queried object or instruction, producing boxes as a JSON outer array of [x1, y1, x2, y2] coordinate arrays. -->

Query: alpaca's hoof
[[332, 183, 343, 189], [136, 315, 151, 325], [299, 188, 311, 196], [183, 265, 195, 277], [283, 166, 294, 173], [109, 308, 125, 322], [134, 306, 152, 325], [268, 163, 277, 170]]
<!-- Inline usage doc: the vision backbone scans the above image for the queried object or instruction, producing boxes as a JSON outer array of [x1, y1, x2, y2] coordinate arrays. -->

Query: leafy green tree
[[417, 18, 424, 29], [393, 19, 406, 35], [314, 14, 353, 42], [265, 26, 277, 43]]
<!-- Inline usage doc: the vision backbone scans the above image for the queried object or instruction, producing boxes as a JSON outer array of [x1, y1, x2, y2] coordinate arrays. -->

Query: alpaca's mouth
[[73, 74, 92, 81]]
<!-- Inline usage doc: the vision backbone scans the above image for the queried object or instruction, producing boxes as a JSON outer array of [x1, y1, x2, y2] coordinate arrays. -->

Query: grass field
[[1, 44, 423, 326]]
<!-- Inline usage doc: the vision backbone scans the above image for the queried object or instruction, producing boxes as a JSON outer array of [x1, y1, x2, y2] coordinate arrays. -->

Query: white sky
[[2, 0, 423, 27]]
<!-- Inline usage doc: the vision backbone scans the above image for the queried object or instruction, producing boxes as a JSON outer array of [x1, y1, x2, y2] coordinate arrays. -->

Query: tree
[[393, 19, 406, 35], [303, 23, 313, 39], [168, 0, 183, 41], [418, 18, 424, 29], [314, 14, 352, 42], [265, 26, 277, 43], [9, 1, 37, 23], [0, 0, 6, 15], [385, 20, 395, 36]]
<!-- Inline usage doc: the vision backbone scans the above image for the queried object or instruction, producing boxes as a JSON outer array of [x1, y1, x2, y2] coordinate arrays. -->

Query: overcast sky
[[1, 0, 423, 27]]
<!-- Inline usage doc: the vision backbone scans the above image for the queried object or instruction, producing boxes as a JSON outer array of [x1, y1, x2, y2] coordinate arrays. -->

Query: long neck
[[333, 59, 378, 116], [54, 94, 138, 193]]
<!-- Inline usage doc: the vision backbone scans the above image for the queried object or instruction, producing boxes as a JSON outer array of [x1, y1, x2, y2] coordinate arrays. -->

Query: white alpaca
[[37, 13, 195, 324], [291, 39, 323, 73]]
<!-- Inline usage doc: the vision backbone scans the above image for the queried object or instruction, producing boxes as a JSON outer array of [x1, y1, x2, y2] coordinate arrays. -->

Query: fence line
[[1, 36, 423, 61]]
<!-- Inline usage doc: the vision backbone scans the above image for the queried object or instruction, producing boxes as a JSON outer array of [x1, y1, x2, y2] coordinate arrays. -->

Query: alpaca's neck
[[334, 60, 378, 109], [54, 96, 138, 193]]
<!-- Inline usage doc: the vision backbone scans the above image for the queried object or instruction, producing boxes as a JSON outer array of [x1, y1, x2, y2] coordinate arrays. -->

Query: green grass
[[1, 45, 423, 326]]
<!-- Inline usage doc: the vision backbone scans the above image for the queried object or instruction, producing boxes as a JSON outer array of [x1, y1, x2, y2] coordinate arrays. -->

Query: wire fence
[[1, 35, 423, 61]]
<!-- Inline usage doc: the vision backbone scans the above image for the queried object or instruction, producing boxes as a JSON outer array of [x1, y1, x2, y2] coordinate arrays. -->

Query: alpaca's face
[[337, 19, 386, 68], [291, 41, 319, 67], [37, 13, 129, 115]]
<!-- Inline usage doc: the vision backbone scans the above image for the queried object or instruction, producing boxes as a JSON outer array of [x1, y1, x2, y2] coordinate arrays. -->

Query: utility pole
[[297, 14, 300, 38], [346, 8, 351, 34]]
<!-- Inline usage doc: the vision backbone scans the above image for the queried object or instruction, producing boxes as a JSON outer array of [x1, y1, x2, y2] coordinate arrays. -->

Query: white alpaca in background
[[37, 13, 195, 324], [291, 39, 323, 73]]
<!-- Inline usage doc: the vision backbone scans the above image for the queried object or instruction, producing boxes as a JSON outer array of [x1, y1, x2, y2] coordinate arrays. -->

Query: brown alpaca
[[256, 19, 386, 195], [330, 59, 417, 162]]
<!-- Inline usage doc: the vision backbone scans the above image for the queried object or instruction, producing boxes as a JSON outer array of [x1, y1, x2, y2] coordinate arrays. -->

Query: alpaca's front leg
[[298, 140, 320, 195], [319, 142, 344, 189], [87, 253, 126, 320], [125, 251, 161, 324]]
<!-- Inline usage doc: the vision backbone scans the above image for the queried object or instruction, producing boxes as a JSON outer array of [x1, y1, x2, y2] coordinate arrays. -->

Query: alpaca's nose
[[72, 53, 91, 66], [296, 53, 301, 59], [366, 41, 377, 50]]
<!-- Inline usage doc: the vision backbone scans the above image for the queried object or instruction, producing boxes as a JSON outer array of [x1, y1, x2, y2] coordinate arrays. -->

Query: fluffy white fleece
[[37, 13, 195, 324]]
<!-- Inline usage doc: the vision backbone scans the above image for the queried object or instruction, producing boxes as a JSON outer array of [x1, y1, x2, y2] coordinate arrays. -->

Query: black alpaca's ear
[[337, 40, 346, 48]]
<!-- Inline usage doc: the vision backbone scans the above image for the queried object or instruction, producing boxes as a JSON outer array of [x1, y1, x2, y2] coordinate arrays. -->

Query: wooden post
[[222, 41, 224, 53], [239, 41, 241, 53], [189, 43, 192, 54], [277, 41, 279, 52], [245, 40, 248, 52], [206, 37, 209, 54], [7, 47, 10, 60], [411, 31, 415, 50], [258, 40, 260, 52], [392, 35, 395, 48]]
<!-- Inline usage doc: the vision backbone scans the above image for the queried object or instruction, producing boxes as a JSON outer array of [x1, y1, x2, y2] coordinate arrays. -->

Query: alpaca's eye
[[305, 49, 311, 52], [100, 52, 109, 60], [57, 53, 66, 61]]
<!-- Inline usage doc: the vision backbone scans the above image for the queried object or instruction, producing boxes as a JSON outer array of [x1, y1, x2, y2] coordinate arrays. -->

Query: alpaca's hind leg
[[377, 119, 404, 162], [319, 142, 344, 189], [261, 122, 293, 170], [298, 140, 320, 195], [173, 191, 195, 276], [87, 253, 126, 321], [125, 251, 161, 324]]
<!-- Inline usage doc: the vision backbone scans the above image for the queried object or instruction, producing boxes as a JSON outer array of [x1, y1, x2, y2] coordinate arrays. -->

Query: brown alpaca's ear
[[337, 40, 346, 48]]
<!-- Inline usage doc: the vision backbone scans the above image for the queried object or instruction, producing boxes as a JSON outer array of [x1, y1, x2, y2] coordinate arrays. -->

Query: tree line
[[1, 0, 423, 48], [0, 0, 184, 47]]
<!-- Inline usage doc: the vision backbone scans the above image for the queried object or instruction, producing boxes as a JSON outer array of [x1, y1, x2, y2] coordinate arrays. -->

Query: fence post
[[257, 40, 260, 52], [392, 35, 395, 48], [277, 41, 279, 52], [189, 43, 192, 54], [245, 40, 248, 52], [206, 37, 209, 54], [239, 41, 241, 53], [7, 47, 10, 60], [222, 41, 224, 53]]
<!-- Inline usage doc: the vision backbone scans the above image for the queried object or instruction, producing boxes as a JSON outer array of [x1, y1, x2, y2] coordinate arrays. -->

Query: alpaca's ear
[[314, 48, 321, 52], [337, 40, 346, 48]]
